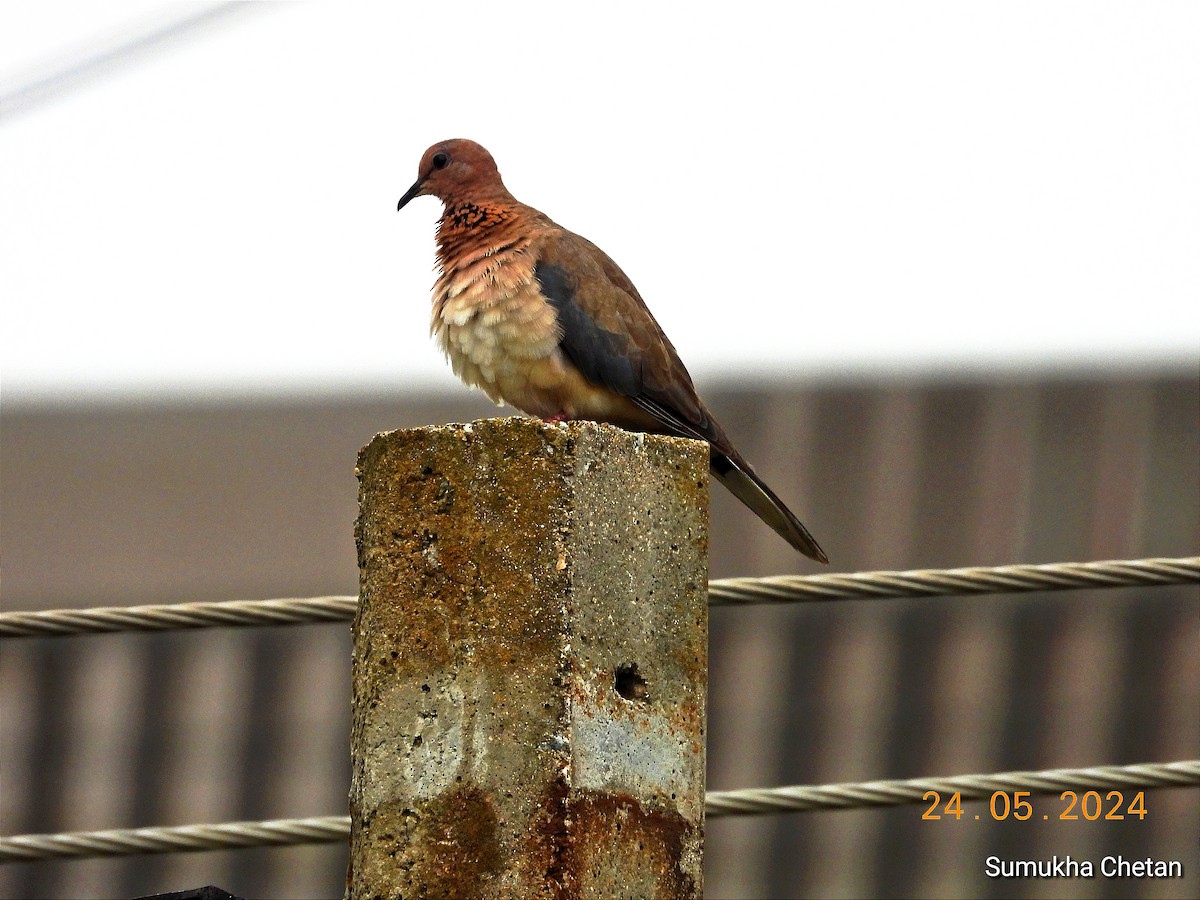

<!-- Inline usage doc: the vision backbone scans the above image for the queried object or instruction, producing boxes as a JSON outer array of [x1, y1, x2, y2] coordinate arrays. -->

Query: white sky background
[[1, 1, 1198, 407]]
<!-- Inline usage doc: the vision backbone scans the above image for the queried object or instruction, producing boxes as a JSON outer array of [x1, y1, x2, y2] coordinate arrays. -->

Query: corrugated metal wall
[[2, 374, 1197, 899]]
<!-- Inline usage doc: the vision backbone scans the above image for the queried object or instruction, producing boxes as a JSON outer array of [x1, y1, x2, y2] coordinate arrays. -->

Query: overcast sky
[[2, 1, 1198, 407]]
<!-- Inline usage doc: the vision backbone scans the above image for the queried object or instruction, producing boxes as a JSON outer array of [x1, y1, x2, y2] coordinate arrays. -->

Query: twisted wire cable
[[707, 555, 1199, 606], [0, 596, 359, 638], [3, 761, 1196, 861], [705, 759, 1200, 817], [1, 556, 1196, 638], [0, 816, 350, 862]]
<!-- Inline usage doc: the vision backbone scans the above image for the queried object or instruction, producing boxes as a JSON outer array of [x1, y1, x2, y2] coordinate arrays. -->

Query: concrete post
[[348, 417, 708, 899]]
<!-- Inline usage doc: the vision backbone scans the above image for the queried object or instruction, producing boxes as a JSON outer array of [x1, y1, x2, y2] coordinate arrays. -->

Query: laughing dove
[[397, 139, 827, 563]]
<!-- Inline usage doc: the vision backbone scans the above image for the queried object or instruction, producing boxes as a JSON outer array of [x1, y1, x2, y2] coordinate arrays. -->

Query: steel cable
[[2, 556, 1195, 638], [4, 760, 1196, 861]]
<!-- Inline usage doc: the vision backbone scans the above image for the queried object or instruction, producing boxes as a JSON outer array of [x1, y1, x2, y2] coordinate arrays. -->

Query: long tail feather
[[711, 452, 828, 564]]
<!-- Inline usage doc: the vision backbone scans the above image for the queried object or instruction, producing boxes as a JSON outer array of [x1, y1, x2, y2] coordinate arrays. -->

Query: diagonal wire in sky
[[0, 2, 260, 123]]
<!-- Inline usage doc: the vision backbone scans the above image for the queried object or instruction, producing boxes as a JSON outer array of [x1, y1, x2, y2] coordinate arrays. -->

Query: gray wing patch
[[535, 261, 641, 397]]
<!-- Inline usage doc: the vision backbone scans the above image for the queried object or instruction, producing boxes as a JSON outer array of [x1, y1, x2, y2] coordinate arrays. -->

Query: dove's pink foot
[[542, 413, 569, 424]]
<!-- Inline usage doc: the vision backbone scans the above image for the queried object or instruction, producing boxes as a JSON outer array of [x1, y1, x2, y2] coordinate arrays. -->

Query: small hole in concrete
[[615, 663, 649, 702], [412, 735, 423, 748]]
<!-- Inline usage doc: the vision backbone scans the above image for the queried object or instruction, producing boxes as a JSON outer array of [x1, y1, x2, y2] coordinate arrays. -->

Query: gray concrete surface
[[349, 417, 709, 899]]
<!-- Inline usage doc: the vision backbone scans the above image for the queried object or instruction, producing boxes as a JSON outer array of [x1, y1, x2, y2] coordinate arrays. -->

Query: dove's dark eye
[[431, 152, 449, 170]]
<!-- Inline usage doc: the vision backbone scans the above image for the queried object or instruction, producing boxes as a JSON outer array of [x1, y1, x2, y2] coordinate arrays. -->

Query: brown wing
[[532, 226, 828, 563], [533, 228, 735, 453]]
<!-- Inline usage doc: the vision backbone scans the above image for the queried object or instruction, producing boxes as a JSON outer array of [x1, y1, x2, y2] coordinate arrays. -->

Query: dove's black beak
[[397, 177, 425, 211]]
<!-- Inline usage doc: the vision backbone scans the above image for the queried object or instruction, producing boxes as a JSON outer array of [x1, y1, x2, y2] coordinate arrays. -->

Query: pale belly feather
[[430, 251, 649, 426]]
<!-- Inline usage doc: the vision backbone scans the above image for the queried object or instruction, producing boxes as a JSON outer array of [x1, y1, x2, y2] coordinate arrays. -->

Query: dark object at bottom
[[134, 887, 243, 900]]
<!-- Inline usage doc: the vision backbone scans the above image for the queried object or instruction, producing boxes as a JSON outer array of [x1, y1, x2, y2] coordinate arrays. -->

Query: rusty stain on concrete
[[349, 417, 708, 899]]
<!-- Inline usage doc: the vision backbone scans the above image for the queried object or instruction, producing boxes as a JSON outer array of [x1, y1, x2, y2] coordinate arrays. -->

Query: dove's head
[[397, 139, 510, 211]]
